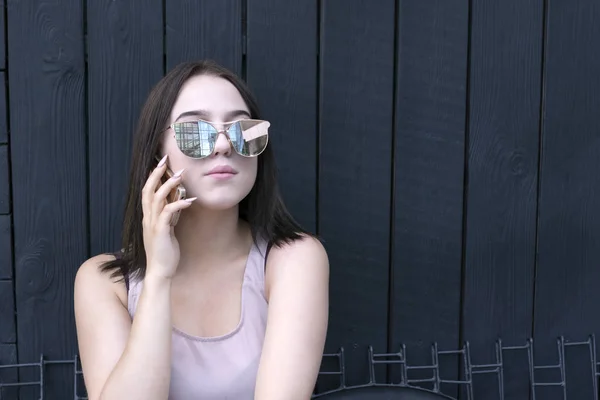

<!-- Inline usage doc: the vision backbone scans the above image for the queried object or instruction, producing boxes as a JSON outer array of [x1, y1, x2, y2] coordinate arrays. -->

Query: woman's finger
[[157, 198, 197, 227], [151, 168, 185, 222], [142, 154, 169, 219]]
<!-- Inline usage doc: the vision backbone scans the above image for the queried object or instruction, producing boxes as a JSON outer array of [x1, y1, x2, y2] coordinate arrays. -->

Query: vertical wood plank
[[165, 0, 242, 75], [0, 215, 11, 279], [245, 0, 317, 233], [461, 0, 543, 398], [0, 72, 7, 144], [319, 0, 395, 386], [390, 0, 468, 393], [87, 0, 164, 255], [0, 145, 8, 214], [533, 1, 600, 399], [0, 280, 15, 343], [7, 0, 86, 398], [0, 3, 14, 392], [0, 0, 5, 70]]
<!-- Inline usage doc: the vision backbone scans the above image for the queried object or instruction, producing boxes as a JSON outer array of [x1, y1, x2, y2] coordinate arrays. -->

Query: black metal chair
[[313, 385, 455, 399], [312, 345, 457, 400], [312, 336, 600, 400]]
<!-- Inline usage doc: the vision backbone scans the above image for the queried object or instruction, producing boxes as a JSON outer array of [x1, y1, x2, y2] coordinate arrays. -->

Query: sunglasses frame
[[166, 118, 270, 159]]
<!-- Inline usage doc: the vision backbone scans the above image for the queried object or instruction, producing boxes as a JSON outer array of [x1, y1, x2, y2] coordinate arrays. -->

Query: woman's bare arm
[[74, 255, 173, 400], [74, 155, 194, 399], [254, 236, 330, 400]]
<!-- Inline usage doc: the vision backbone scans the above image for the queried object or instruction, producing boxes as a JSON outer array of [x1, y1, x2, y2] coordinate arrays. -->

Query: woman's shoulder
[[74, 253, 129, 308], [264, 234, 329, 294], [269, 234, 327, 259]]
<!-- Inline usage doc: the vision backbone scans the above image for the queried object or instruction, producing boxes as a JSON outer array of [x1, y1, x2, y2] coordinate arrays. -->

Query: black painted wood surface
[[87, 0, 164, 255], [319, 0, 396, 386], [0, 1, 598, 399], [533, 1, 600, 399], [7, 0, 87, 398]]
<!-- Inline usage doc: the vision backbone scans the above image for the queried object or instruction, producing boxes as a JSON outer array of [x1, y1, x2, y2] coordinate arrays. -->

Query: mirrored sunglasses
[[169, 118, 270, 159]]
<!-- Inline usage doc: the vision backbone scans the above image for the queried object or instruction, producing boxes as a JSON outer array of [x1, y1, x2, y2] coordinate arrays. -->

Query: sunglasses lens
[[173, 119, 270, 159], [173, 121, 216, 158], [233, 120, 270, 156]]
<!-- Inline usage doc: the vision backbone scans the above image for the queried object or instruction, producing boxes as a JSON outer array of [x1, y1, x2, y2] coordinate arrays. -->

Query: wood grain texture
[[245, 0, 317, 233], [319, 0, 395, 386], [0, 280, 15, 343], [0, 72, 7, 144], [0, 0, 5, 70], [390, 0, 468, 393], [0, 344, 18, 399], [87, 0, 163, 255], [533, 1, 600, 399], [7, 0, 86, 398], [461, 0, 543, 398], [0, 145, 8, 214], [0, 215, 11, 279], [165, 0, 242, 75]]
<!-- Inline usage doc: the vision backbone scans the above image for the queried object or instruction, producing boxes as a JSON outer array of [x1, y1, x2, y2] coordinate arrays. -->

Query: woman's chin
[[189, 195, 244, 212]]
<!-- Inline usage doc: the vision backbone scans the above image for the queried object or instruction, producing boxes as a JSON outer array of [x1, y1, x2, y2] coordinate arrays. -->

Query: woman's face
[[162, 74, 257, 211]]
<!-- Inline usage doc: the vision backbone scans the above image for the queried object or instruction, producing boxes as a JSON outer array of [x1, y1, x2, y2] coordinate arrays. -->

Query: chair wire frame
[[311, 334, 600, 399], [0, 354, 87, 399], [1, 335, 600, 399]]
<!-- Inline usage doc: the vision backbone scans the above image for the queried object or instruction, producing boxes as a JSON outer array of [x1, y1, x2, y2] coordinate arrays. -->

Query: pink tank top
[[127, 238, 269, 399]]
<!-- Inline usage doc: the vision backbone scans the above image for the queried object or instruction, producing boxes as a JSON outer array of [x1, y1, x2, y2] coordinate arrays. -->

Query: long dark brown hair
[[100, 60, 308, 281]]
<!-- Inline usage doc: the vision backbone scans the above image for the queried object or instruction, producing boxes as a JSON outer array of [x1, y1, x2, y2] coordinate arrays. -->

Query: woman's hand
[[141, 154, 195, 279]]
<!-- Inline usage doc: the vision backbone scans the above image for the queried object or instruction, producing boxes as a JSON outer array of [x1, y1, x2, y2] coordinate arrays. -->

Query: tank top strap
[[127, 272, 143, 319], [243, 236, 269, 297]]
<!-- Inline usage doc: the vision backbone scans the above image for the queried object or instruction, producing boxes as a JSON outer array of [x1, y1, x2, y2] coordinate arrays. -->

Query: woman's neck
[[173, 204, 252, 276]]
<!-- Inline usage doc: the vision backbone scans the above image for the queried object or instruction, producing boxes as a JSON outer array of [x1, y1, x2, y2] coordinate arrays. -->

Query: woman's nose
[[211, 131, 232, 157]]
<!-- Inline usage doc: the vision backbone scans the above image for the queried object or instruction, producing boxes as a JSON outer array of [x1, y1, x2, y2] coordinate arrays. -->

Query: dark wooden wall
[[1, 1, 599, 399], [0, 0, 14, 396]]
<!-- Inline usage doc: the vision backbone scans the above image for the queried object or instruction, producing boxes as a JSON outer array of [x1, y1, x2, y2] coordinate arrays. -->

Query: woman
[[74, 60, 329, 400]]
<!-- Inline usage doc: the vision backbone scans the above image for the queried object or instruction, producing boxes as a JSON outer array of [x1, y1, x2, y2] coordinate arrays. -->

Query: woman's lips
[[205, 165, 238, 179]]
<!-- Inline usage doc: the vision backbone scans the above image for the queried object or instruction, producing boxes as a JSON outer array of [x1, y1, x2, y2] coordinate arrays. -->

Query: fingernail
[[157, 154, 168, 167], [173, 168, 185, 178], [185, 197, 197, 203]]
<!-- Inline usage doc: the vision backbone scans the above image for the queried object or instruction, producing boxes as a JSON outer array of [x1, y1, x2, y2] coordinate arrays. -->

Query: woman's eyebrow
[[224, 109, 251, 120], [175, 109, 250, 122], [174, 109, 210, 121]]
